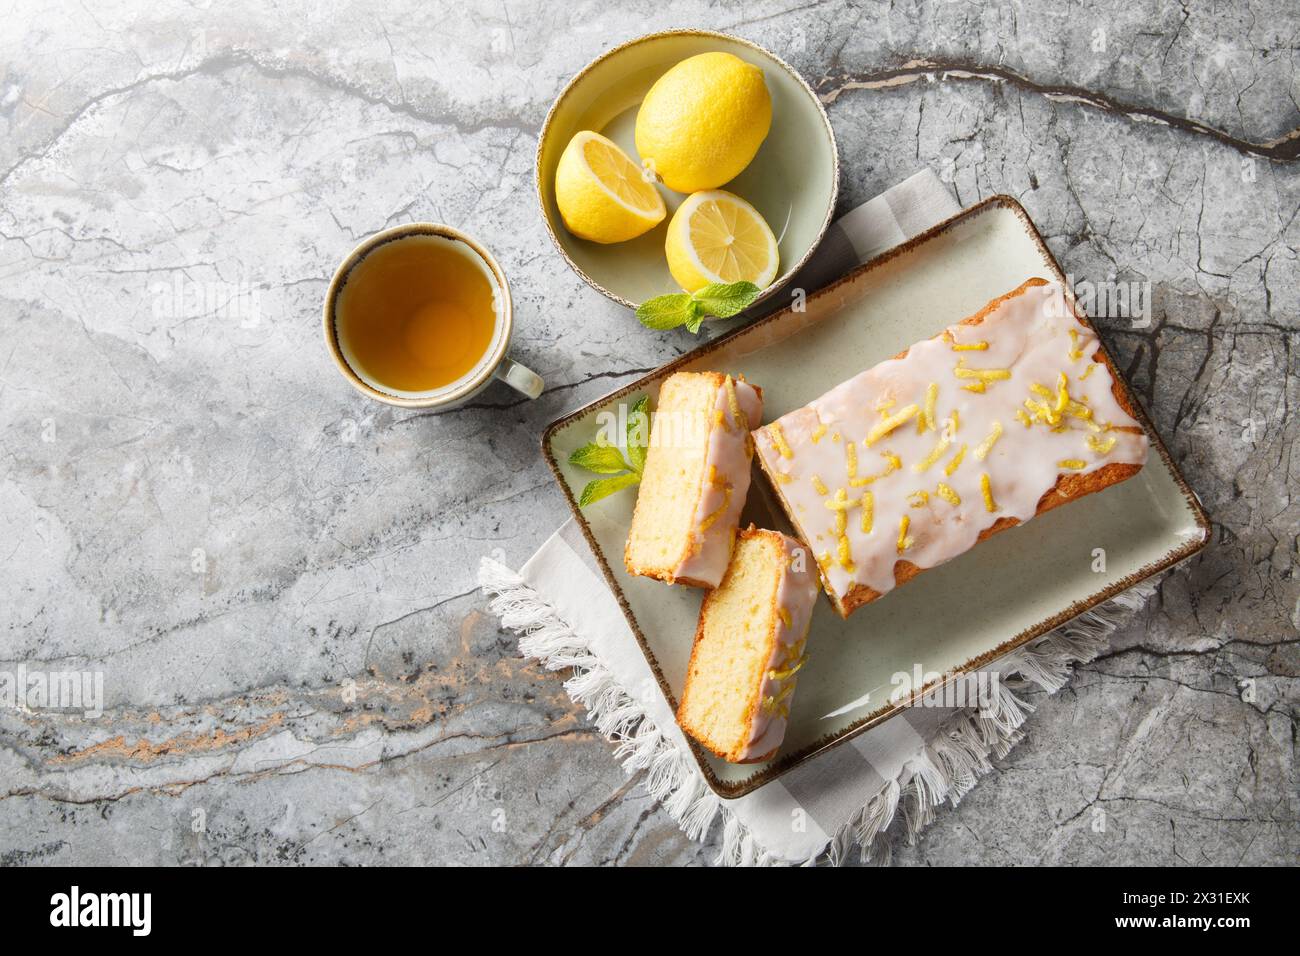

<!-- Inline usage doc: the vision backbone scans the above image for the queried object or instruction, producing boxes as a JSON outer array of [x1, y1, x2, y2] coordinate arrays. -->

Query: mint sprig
[[635, 281, 761, 334], [570, 395, 650, 508]]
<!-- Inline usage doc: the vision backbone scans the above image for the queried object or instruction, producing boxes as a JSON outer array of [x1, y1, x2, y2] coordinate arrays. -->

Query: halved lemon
[[555, 131, 666, 244], [664, 190, 779, 293]]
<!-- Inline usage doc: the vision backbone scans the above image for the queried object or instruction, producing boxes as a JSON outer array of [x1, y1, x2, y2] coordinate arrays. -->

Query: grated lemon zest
[[1068, 329, 1084, 362], [896, 515, 912, 553], [920, 382, 939, 433], [852, 448, 903, 487], [836, 534, 854, 572], [768, 422, 794, 459], [954, 365, 1011, 382], [1054, 373, 1070, 415], [912, 436, 951, 473], [980, 473, 999, 513], [1086, 434, 1117, 454], [974, 421, 1004, 461], [823, 488, 851, 510], [762, 682, 796, 717], [724, 375, 748, 432], [944, 443, 967, 476], [699, 485, 732, 530], [769, 654, 808, 682], [865, 403, 919, 446]]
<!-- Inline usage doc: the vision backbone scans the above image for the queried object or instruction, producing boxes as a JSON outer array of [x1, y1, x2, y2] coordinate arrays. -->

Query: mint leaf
[[625, 396, 649, 474], [692, 281, 761, 319], [636, 293, 698, 330], [578, 472, 641, 507], [638, 281, 761, 334], [568, 442, 631, 475]]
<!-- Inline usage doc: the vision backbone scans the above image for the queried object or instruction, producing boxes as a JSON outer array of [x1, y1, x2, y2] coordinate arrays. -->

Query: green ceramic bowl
[[536, 30, 840, 312]]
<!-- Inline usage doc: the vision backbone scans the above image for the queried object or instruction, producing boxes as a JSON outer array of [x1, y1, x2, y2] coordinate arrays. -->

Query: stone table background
[[1, 0, 1296, 866]]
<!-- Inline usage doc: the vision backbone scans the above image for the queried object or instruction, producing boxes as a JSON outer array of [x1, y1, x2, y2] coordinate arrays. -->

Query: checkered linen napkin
[[480, 171, 1154, 864]]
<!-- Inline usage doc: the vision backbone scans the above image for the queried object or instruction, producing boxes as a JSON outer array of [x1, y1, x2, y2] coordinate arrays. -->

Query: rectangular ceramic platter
[[543, 196, 1209, 796]]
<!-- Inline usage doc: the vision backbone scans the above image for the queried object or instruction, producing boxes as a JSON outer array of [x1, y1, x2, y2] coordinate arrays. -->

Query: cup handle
[[494, 356, 544, 399]]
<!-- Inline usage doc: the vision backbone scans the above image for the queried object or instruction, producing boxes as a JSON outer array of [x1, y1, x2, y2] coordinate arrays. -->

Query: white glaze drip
[[672, 379, 763, 587], [738, 532, 820, 761]]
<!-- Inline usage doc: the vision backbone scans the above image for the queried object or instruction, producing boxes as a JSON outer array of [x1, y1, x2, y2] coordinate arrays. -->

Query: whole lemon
[[635, 52, 772, 194]]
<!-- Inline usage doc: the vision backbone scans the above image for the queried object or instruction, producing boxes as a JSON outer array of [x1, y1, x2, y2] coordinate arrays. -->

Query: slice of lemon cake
[[625, 371, 762, 589], [752, 278, 1149, 618], [677, 528, 819, 764]]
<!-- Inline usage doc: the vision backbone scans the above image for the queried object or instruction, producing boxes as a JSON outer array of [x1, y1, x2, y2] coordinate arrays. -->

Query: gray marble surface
[[1, 0, 1296, 866]]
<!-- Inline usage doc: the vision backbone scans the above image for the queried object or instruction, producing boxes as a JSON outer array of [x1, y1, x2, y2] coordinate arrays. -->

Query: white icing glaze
[[752, 281, 1149, 603], [738, 532, 820, 761], [672, 378, 763, 587]]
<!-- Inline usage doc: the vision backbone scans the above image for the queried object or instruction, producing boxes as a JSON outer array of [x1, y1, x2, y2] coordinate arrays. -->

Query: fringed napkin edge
[[479, 556, 1158, 866]]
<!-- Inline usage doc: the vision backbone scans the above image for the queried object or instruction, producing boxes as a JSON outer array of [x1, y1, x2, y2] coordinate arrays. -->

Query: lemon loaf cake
[[625, 371, 762, 588], [752, 278, 1149, 619], [677, 528, 819, 763]]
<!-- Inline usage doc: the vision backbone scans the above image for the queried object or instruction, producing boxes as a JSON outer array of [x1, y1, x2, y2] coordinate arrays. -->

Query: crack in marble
[[0, 50, 537, 194], [817, 58, 1300, 162]]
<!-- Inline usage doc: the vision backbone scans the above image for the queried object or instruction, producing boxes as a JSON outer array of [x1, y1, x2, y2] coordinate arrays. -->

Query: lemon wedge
[[664, 190, 779, 293], [555, 131, 666, 244]]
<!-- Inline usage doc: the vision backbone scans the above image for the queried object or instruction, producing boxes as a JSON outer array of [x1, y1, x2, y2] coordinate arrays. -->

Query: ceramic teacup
[[323, 223, 543, 407]]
